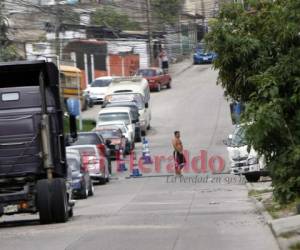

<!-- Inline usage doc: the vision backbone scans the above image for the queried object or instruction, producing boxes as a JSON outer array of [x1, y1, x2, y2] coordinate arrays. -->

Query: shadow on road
[[0, 219, 39, 228]]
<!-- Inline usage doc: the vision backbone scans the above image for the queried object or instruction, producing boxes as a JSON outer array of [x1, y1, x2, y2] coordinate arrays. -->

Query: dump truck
[[0, 60, 76, 224]]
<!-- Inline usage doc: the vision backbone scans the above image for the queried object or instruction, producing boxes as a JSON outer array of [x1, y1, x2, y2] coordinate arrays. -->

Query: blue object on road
[[67, 98, 80, 117]]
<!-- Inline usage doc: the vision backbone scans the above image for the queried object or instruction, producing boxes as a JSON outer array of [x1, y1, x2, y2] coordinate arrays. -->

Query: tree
[[91, 6, 140, 31], [0, 0, 20, 61], [206, 0, 300, 203], [151, 0, 182, 26]]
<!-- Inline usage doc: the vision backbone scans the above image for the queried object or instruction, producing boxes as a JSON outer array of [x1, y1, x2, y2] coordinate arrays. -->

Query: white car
[[223, 125, 267, 182], [85, 76, 113, 104], [98, 107, 135, 144], [105, 76, 151, 135]]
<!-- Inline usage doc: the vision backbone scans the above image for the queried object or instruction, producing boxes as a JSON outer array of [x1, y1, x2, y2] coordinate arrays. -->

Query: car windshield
[[98, 125, 126, 133], [67, 158, 80, 172], [231, 127, 247, 147], [71, 134, 100, 145], [109, 94, 144, 109], [71, 147, 96, 156], [99, 113, 130, 124], [91, 79, 112, 87], [137, 69, 156, 77], [96, 130, 121, 139]]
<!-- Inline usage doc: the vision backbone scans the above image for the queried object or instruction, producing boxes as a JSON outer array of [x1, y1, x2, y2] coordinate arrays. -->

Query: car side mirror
[[145, 103, 149, 108]]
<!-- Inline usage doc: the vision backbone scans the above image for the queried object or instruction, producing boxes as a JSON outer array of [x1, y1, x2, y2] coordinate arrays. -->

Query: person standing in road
[[159, 48, 169, 73], [172, 131, 186, 176]]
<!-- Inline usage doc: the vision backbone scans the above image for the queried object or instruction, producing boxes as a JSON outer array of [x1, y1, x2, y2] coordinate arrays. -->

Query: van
[[104, 76, 151, 135]]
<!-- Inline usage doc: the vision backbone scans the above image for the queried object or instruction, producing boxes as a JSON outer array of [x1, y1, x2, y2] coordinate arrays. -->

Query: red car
[[137, 68, 172, 92]]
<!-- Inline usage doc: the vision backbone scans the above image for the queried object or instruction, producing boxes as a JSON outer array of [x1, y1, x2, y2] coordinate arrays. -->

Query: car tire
[[166, 80, 171, 89], [82, 99, 87, 111], [88, 180, 94, 196], [106, 170, 110, 183], [81, 181, 88, 199], [68, 208, 73, 218], [99, 177, 106, 185], [51, 178, 68, 223], [37, 179, 53, 224], [156, 83, 161, 92], [245, 173, 260, 183], [88, 99, 94, 108]]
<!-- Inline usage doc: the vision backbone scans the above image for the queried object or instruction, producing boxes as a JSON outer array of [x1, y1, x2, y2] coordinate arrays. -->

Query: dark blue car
[[193, 49, 217, 64]]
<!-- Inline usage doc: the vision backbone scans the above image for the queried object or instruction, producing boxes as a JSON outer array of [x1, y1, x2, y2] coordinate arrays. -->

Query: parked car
[[102, 101, 142, 142], [137, 68, 172, 91], [84, 76, 113, 104], [98, 107, 136, 144], [93, 127, 126, 160], [223, 125, 268, 182], [105, 77, 151, 135], [66, 149, 94, 199], [96, 122, 133, 154], [68, 145, 109, 184], [68, 132, 112, 175], [193, 49, 217, 64]]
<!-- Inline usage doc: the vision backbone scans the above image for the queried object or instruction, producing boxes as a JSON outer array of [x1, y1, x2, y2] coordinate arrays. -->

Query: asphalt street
[[0, 65, 279, 250]]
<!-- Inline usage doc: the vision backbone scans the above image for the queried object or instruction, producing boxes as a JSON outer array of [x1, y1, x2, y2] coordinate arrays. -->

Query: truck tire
[[51, 178, 68, 223], [245, 173, 260, 183], [37, 179, 53, 224]]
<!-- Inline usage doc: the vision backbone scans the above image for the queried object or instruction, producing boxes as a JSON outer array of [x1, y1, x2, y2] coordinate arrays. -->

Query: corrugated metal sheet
[[107, 40, 149, 68]]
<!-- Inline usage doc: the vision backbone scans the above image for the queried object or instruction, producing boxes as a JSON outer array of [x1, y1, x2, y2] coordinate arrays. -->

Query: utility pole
[[54, 0, 62, 62], [201, 0, 205, 40], [146, 0, 152, 66]]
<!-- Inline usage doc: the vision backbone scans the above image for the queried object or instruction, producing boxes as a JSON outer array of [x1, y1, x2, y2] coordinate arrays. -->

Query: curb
[[246, 184, 283, 250]]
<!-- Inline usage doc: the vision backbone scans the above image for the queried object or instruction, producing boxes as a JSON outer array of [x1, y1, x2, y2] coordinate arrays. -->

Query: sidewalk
[[247, 181, 300, 250], [168, 56, 193, 76]]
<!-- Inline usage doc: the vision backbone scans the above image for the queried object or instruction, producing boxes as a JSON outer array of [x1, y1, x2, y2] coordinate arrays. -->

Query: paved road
[[0, 65, 279, 250]]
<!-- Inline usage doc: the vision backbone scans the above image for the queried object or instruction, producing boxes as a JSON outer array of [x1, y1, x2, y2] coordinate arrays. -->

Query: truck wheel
[[37, 179, 53, 224], [245, 174, 260, 183], [51, 178, 68, 223]]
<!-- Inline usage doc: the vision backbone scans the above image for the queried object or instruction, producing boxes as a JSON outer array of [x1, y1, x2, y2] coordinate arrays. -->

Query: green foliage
[[91, 6, 140, 31], [206, 0, 300, 204], [151, 0, 182, 25]]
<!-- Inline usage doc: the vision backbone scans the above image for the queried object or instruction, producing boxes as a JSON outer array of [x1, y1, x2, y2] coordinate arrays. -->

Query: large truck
[[0, 61, 76, 224]]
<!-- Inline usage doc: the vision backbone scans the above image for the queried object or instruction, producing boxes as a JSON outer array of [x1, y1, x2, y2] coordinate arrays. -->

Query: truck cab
[[0, 61, 75, 224]]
